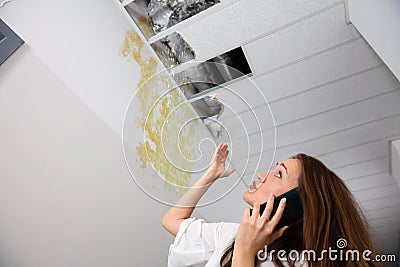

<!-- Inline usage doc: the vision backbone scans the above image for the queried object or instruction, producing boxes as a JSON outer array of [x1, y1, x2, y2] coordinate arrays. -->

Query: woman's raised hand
[[205, 143, 235, 181], [234, 194, 289, 257], [161, 143, 234, 236]]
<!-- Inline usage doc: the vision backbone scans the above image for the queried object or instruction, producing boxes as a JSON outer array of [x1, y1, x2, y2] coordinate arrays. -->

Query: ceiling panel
[[219, 65, 399, 126], [353, 184, 400, 202], [218, 106, 275, 139], [273, 114, 400, 160], [373, 233, 399, 256], [369, 214, 400, 228], [361, 196, 400, 214], [225, 114, 400, 167], [318, 141, 389, 169], [250, 38, 382, 101], [225, 130, 275, 160], [219, 90, 400, 143], [275, 90, 400, 146], [245, 4, 359, 74], [346, 173, 394, 192], [270, 67, 400, 126], [215, 38, 383, 116], [333, 157, 388, 180], [366, 206, 400, 220], [178, 0, 342, 61], [371, 225, 400, 235], [215, 83, 274, 119]]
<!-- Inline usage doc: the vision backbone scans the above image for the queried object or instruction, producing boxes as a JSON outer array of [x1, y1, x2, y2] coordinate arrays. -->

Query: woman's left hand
[[204, 143, 235, 181], [234, 194, 289, 257]]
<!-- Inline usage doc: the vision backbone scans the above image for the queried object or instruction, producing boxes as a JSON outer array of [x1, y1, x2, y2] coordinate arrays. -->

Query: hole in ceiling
[[124, 0, 220, 39]]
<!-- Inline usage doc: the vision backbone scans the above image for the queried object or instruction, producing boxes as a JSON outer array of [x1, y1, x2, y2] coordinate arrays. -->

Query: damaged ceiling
[[122, 0, 400, 259]]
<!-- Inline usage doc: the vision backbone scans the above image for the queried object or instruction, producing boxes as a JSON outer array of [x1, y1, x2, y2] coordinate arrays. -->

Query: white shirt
[[167, 217, 307, 267]]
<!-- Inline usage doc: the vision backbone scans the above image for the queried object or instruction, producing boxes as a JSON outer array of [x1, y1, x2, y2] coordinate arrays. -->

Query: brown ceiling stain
[[136, 16, 154, 38], [120, 30, 199, 196]]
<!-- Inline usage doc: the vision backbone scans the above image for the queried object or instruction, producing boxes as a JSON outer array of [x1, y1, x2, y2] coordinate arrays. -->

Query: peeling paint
[[120, 30, 199, 196]]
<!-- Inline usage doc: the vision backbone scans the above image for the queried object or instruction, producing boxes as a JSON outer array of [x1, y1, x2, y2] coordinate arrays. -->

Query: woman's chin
[[242, 190, 252, 205]]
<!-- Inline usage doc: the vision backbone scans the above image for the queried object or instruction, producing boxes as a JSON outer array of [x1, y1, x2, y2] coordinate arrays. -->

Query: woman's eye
[[274, 171, 282, 178]]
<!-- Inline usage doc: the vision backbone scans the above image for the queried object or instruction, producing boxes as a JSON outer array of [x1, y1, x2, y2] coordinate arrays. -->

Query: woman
[[161, 143, 382, 266]]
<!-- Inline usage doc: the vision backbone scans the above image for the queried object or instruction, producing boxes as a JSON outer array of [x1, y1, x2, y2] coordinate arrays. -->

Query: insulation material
[[171, 47, 252, 124], [147, 0, 220, 33], [151, 40, 180, 67], [151, 32, 196, 67], [172, 67, 223, 121], [177, 47, 252, 95], [147, 0, 173, 33], [190, 96, 223, 119], [184, 62, 225, 92], [167, 0, 219, 28], [126, 2, 252, 138], [127, 0, 219, 67], [163, 32, 196, 64]]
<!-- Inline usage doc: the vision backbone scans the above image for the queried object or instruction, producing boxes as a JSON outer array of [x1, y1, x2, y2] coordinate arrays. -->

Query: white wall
[[0, 1, 247, 266], [0, 45, 173, 267], [347, 0, 400, 81], [0, 0, 141, 137], [0, 1, 183, 266]]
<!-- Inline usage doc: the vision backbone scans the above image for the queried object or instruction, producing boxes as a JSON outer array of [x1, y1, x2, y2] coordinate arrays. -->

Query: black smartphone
[[250, 187, 303, 229]]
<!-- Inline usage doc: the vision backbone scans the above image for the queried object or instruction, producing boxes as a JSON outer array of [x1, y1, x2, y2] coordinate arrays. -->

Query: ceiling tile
[[245, 4, 359, 74]]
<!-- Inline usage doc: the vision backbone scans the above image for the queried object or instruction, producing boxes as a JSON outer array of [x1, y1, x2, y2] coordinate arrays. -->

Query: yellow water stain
[[136, 16, 155, 38], [120, 30, 199, 196]]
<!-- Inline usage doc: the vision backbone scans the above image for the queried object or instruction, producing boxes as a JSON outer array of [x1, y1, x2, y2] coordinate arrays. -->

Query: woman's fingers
[[251, 202, 261, 221], [220, 167, 235, 178], [269, 198, 287, 225], [223, 148, 229, 157], [216, 144, 224, 155], [260, 193, 275, 219], [242, 207, 251, 221], [215, 143, 227, 157], [216, 143, 223, 153], [220, 143, 227, 152], [238, 200, 288, 250]]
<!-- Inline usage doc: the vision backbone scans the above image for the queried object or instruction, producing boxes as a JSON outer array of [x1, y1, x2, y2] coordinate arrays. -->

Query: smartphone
[[250, 187, 303, 229]]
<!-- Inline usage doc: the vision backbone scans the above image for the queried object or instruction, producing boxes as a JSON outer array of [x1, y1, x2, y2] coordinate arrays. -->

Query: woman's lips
[[248, 181, 257, 193]]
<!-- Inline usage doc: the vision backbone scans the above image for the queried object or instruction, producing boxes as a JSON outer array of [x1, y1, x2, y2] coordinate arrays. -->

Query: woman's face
[[242, 159, 302, 206]]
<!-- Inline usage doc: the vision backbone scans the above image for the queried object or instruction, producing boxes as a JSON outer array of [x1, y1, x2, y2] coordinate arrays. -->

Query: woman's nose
[[257, 172, 268, 182]]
